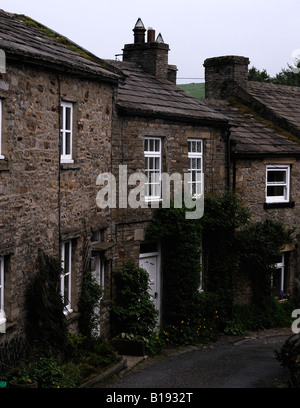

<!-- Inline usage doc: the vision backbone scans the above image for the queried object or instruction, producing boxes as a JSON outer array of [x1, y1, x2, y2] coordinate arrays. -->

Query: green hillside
[[178, 82, 205, 98]]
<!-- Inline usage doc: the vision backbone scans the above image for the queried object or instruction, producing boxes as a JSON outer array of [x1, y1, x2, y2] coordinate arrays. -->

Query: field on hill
[[177, 83, 205, 98]]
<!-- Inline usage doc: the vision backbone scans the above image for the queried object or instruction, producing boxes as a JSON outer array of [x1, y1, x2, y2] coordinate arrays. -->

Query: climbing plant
[[78, 267, 103, 340], [237, 218, 293, 303], [78, 240, 103, 340], [25, 250, 68, 353], [146, 201, 203, 326], [146, 192, 294, 329]]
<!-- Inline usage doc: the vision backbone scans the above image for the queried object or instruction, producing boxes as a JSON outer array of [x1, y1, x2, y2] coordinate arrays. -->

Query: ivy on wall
[[146, 203, 202, 326], [146, 192, 294, 327], [25, 250, 68, 353]]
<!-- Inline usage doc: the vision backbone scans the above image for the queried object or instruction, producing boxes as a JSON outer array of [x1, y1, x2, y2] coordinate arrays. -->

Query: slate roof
[[0, 10, 119, 83], [107, 60, 228, 125], [204, 78, 300, 157], [212, 97, 300, 157], [245, 81, 300, 135]]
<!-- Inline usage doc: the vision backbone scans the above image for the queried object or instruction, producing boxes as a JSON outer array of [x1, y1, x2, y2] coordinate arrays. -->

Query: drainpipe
[[57, 74, 62, 258]]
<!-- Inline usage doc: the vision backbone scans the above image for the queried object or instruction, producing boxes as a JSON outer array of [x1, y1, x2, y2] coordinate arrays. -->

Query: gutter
[[5, 52, 121, 86], [117, 105, 229, 128]]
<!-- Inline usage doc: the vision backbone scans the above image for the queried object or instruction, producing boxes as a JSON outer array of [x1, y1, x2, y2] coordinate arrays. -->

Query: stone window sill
[[264, 201, 295, 209], [60, 162, 81, 171]]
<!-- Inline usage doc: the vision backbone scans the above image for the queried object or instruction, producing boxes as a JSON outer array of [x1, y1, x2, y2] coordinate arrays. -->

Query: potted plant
[[8, 365, 38, 388], [9, 376, 38, 389]]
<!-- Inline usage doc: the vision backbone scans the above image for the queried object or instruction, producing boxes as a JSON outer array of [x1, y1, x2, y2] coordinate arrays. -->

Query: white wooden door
[[139, 252, 161, 321]]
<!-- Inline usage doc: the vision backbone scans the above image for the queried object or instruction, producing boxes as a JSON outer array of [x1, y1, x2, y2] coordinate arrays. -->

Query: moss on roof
[[229, 96, 300, 146], [14, 13, 95, 62]]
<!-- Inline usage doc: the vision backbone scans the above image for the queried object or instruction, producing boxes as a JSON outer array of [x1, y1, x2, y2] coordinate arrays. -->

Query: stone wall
[[110, 113, 228, 270], [0, 62, 115, 341], [233, 157, 300, 298]]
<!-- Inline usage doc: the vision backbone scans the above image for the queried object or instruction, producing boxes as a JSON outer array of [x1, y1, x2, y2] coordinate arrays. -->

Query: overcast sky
[[1, 0, 300, 83]]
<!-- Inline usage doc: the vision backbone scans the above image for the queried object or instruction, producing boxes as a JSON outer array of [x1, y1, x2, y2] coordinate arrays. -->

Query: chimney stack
[[204, 56, 250, 99], [123, 18, 177, 83]]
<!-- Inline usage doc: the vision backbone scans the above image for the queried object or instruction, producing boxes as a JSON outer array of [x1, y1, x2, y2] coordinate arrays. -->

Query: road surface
[[102, 328, 291, 388]]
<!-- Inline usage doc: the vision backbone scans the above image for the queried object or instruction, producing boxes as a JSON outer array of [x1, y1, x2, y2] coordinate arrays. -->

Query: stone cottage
[[0, 10, 122, 341], [204, 55, 300, 302], [105, 19, 229, 324]]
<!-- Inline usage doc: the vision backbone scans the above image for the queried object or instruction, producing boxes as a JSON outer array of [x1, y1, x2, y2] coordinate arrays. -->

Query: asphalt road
[[102, 328, 291, 389]]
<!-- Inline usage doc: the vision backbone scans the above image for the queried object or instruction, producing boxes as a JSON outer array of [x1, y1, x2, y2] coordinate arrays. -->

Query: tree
[[248, 64, 300, 86], [272, 65, 300, 86], [248, 66, 272, 83]]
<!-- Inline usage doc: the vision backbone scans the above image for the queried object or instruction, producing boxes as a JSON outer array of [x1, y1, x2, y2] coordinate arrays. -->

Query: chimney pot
[[133, 18, 146, 44], [147, 28, 155, 43], [156, 33, 164, 43]]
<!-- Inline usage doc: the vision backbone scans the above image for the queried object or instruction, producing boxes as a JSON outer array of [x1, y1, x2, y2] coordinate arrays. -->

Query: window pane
[[267, 186, 284, 197], [155, 139, 160, 152], [66, 133, 71, 155], [64, 242, 70, 272], [149, 157, 154, 170], [64, 274, 70, 306], [268, 170, 286, 183], [197, 158, 202, 170], [155, 157, 160, 170], [66, 107, 71, 130], [154, 182, 160, 197]]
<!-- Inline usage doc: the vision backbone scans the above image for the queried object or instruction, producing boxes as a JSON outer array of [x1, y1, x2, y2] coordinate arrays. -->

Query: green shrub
[[223, 299, 295, 335], [111, 262, 158, 338], [25, 250, 68, 353], [276, 335, 300, 387], [9, 356, 77, 388]]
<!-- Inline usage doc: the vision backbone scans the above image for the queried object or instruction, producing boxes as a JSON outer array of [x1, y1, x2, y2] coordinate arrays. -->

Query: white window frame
[[0, 99, 4, 160], [60, 101, 74, 164], [266, 164, 290, 203], [188, 139, 203, 197], [144, 137, 162, 202], [0, 256, 6, 327], [61, 240, 73, 314], [91, 231, 105, 296]]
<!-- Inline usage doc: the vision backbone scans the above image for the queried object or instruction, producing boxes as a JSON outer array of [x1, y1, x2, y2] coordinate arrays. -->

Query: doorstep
[[121, 355, 146, 371]]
